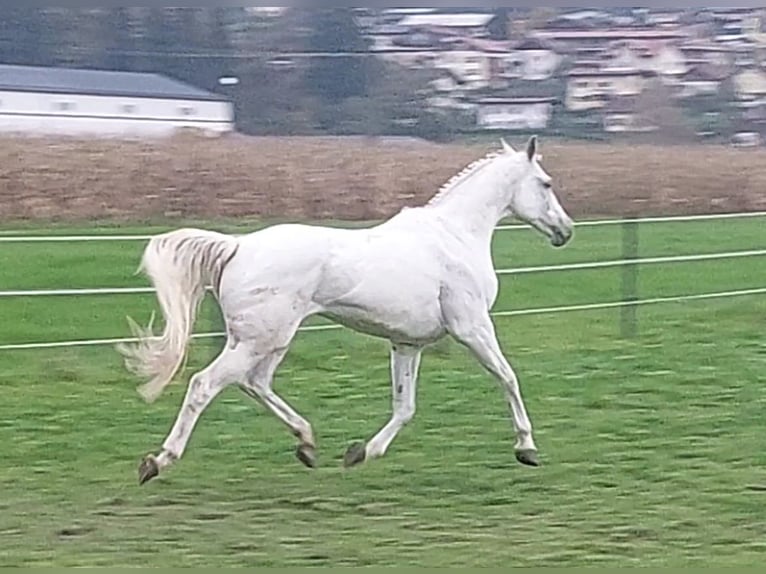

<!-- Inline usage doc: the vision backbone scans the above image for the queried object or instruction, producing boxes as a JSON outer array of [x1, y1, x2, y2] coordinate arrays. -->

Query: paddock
[[0, 212, 764, 566]]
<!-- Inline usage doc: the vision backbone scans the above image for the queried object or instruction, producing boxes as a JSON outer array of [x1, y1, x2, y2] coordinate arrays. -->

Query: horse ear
[[501, 138, 515, 154], [526, 135, 538, 162]]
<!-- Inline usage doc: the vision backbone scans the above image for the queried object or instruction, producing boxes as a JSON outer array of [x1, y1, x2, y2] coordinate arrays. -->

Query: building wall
[[734, 69, 766, 99], [651, 46, 687, 78], [566, 74, 644, 111], [436, 50, 491, 88], [477, 102, 552, 130], [518, 49, 561, 80], [0, 91, 234, 137], [679, 80, 721, 97], [603, 112, 635, 132]]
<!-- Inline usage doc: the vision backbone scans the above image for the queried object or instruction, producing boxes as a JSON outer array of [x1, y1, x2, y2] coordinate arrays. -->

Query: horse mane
[[426, 149, 504, 207]]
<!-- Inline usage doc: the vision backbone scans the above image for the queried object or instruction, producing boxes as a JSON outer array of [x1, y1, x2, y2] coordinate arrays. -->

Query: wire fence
[[2, 287, 764, 352], [1, 211, 764, 351], [1, 210, 765, 243], [2, 248, 765, 300]]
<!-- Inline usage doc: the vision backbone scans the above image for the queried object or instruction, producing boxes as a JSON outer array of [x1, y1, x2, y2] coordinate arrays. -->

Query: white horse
[[118, 136, 574, 485]]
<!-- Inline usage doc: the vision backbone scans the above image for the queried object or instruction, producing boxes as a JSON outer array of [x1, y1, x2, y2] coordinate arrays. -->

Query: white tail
[[117, 228, 239, 403]]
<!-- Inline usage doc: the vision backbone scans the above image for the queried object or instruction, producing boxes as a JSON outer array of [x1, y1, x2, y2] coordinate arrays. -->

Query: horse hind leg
[[240, 345, 317, 469], [227, 297, 316, 468], [139, 341, 252, 485]]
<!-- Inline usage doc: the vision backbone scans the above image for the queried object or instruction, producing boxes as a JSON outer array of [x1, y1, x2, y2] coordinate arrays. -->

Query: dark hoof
[[296, 444, 317, 469], [343, 442, 367, 468], [515, 449, 540, 467], [138, 455, 160, 485]]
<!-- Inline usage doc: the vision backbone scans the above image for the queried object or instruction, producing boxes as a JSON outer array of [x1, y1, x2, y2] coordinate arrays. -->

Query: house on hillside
[[606, 40, 687, 82], [680, 44, 732, 67], [368, 23, 412, 52], [742, 13, 766, 46], [553, 10, 614, 28], [733, 68, 766, 101], [506, 37, 562, 81], [434, 45, 496, 90], [739, 101, 766, 134], [533, 28, 688, 54], [678, 65, 728, 98], [475, 97, 556, 130], [245, 7, 287, 18], [373, 45, 441, 69], [645, 10, 684, 26], [565, 67, 648, 111], [397, 12, 500, 39], [0, 64, 234, 138], [428, 68, 475, 111], [602, 96, 657, 132], [377, 8, 438, 25]]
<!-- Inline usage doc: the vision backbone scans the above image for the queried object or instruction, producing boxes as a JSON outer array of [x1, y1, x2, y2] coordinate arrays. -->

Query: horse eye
[[542, 181, 552, 189]]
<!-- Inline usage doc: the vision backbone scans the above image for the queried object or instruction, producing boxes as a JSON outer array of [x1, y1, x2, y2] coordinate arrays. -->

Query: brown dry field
[[1, 134, 766, 224]]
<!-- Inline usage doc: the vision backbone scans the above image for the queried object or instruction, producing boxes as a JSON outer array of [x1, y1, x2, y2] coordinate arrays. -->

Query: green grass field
[[0, 217, 765, 567]]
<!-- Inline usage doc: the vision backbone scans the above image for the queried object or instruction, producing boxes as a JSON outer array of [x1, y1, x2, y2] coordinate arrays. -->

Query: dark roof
[[479, 80, 561, 100], [535, 28, 687, 41], [683, 65, 727, 82], [514, 37, 554, 51], [477, 96, 556, 105], [568, 67, 651, 78], [0, 64, 227, 102], [434, 67, 467, 86], [680, 43, 731, 53]]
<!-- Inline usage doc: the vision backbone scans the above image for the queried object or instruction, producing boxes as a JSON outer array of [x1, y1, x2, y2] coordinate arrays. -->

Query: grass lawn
[[0, 217, 764, 566]]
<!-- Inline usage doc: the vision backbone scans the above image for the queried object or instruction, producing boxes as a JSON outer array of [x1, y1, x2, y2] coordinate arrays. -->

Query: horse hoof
[[515, 449, 540, 467], [343, 442, 367, 468], [296, 444, 317, 469], [138, 455, 160, 485]]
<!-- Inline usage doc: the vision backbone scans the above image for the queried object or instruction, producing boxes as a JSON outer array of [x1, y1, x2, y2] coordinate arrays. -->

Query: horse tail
[[116, 228, 239, 403]]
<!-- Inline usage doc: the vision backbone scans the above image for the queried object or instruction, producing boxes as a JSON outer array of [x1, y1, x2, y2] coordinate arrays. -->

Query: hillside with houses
[[2, 8, 766, 143], [356, 7, 766, 143]]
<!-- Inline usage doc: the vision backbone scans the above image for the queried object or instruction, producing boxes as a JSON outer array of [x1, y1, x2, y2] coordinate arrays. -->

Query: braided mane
[[426, 149, 504, 207]]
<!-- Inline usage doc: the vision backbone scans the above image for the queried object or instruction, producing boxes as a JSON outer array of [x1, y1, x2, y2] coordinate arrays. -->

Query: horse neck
[[427, 158, 517, 243]]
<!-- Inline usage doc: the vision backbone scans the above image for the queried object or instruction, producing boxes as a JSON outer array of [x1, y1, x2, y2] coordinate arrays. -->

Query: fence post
[[620, 216, 640, 339]]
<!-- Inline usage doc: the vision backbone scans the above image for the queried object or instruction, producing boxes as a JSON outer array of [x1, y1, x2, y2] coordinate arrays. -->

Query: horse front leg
[[344, 344, 422, 467], [443, 297, 539, 467]]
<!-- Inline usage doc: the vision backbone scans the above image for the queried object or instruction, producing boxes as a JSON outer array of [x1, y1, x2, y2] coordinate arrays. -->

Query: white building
[[397, 12, 499, 38], [0, 64, 234, 138], [506, 38, 562, 81], [475, 97, 555, 131], [436, 49, 493, 89]]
